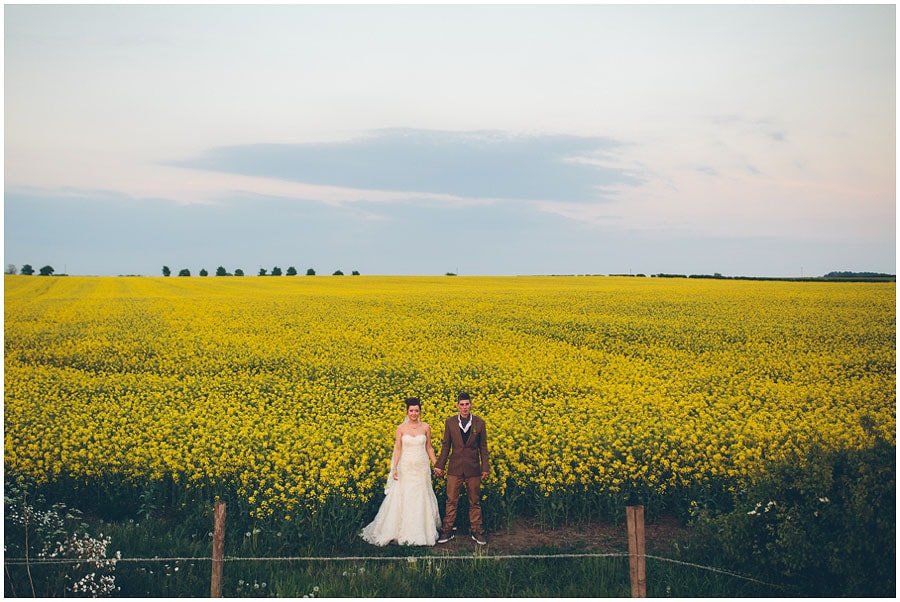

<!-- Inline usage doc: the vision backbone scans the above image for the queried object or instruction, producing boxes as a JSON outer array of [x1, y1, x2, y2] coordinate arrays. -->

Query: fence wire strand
[[4, 551, 783, 589]]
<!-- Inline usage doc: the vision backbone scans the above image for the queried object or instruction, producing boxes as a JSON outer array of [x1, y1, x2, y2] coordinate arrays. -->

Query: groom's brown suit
[[435, 414, 489, 538]]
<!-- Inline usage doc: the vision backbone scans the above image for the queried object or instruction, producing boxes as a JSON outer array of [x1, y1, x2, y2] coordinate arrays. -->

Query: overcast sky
[[5, 4, 896, 277]]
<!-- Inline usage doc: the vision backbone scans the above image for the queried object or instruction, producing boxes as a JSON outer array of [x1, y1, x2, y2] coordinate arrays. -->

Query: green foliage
[[162, 266, 171, 277], [4, 470, 789, 597], [685, 439, 895, 596], [5, 440, 893, 596], [4, 475, 121, 597], [271, 267, 282, 276], [216, 266, 228, 276], [39, 265, 55, 276], [333, 270, 344, 276], [20, 264, 34, 275], [199, 268, 208, 277], [287, 266, 298, 276], [178, 268, 191, 277], [306, 268, 316, 276], [234, 269, 244, 276]]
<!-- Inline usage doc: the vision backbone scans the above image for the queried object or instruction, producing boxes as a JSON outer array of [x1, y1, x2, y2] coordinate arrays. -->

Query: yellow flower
[[3, 275, 894, 516]]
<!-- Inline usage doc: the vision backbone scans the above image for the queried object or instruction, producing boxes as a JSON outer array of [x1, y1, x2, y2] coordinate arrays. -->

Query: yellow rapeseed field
[[4, 275, 895, 519]]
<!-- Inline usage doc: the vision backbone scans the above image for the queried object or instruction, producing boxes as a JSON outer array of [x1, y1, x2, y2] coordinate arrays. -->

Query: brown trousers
[[442, 475, 483, 535]]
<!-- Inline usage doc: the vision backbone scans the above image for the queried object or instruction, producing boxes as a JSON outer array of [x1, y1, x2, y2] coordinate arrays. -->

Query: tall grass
[[5, 475, 784, 597]]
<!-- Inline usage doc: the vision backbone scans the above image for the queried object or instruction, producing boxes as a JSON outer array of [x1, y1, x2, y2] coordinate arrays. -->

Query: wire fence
[[4, 551, 784, 590]]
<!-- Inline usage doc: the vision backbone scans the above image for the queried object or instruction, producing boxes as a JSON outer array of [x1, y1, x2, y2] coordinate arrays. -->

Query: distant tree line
[[646, 271, 895, 282], [603, 271, 897, 282], [162, 266, 361, 277], [6, 263, 891, 281], [7, 264, 56, 276], [824, 271, 894, 279]]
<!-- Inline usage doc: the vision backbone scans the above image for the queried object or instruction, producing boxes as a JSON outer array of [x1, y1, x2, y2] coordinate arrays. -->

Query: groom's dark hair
[[457, 392, 471, 402]]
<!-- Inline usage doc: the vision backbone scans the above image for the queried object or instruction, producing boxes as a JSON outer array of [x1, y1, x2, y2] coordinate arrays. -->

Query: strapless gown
[[361, 434, 441, 546]]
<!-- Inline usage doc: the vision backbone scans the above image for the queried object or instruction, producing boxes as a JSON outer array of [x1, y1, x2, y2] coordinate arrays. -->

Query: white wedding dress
[[361, 434, 441, 546]]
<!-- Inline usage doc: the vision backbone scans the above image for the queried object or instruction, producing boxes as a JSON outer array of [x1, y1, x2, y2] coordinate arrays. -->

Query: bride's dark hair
[[405, 397, 421, 410]]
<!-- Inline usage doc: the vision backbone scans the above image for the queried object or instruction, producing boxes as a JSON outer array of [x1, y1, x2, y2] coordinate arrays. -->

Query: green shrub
[[4, 475, 121, 596], [686, 438, 895, 596]]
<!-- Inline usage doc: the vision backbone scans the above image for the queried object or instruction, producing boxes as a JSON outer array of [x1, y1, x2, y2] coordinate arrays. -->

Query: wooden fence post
[[211, 501, 226, 598], [626, 505, 647, 597]]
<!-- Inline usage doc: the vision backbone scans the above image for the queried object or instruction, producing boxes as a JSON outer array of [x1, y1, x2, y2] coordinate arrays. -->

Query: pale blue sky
[[5, 4, 896, 276]]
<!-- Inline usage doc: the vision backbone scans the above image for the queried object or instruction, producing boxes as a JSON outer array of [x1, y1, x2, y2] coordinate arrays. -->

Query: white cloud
[[4, 4, 894, 276]]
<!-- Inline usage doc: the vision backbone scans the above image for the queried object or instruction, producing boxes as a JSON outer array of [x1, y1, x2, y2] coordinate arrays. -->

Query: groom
[[434, 392, 489, 545]]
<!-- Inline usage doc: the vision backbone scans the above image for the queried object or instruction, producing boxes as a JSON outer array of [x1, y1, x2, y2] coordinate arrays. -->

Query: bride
[[361, 397, 441, 546]]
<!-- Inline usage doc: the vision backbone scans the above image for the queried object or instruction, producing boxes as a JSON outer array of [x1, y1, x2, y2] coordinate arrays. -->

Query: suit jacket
[[435, 414, 489, 478]]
